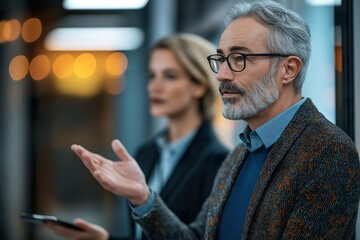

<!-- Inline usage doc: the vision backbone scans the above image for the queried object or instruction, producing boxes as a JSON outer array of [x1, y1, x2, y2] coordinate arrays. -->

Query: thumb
[[73, 219, 109, 239], [73, 218, 94, 231], [111, 139, 133, 162]]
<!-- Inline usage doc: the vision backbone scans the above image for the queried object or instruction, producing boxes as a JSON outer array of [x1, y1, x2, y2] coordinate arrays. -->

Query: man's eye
[[233, 55, 244, 62]]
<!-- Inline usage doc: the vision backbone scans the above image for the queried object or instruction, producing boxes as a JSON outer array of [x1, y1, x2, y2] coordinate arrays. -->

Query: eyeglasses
[[207, 52, 290, 73]]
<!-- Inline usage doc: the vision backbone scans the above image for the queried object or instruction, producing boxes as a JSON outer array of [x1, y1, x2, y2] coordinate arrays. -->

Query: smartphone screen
[[20, 213, 83, 231]]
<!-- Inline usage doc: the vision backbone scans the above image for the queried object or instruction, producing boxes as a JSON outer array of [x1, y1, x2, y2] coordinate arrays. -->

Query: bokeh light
[[53, 54, 74, 79], [22, 18, 42, 43], [0, 21, 5, 43], [105, 77, 125, 95], [2, 19, 21, 42], [105, 52, 128, 76], [54, 75, 102, 97], [74, 53, 97, 78], [29, 55, 51, 80], [9, 55, 29, 81]]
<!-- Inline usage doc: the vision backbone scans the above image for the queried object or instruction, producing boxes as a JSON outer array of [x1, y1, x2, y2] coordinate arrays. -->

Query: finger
[[92, 170, 112, 191], [72, 145, 100, 173], [73, 218, 94, 231], [82, 152, 102, 173], [74, 218, 109, 238], [44, 222, 79, 238], [111, 139, 133, 162], [71, 144, 84, 160], [71, 144, 90, 166]]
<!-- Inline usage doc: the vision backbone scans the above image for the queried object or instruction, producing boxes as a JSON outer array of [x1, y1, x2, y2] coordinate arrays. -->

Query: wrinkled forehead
[[218, 17, 270, 55]]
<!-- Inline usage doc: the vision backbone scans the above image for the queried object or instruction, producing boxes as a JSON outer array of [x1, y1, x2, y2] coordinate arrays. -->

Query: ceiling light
[[63, 0, 149, 10], [44, 27, 144, 51], [305, 0, 341, 6]]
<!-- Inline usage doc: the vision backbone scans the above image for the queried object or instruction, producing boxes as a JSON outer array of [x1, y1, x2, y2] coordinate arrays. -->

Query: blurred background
[[0, 0, 359, 239]]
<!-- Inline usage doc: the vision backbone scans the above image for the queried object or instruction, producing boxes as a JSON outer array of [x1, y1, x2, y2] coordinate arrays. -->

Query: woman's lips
[[150, 98, 165, 104]]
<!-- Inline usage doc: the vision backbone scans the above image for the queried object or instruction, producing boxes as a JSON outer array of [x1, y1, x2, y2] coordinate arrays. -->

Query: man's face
[[216, 17, 280, 121]]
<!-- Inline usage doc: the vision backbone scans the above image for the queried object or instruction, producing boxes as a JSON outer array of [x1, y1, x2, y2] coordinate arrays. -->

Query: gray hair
[[225, 0, 311, 93]]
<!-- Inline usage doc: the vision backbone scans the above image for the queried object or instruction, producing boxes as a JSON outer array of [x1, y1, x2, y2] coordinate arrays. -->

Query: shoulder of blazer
[[193, 121, 228, 151], [180, 120, 229, 164], [273, 98, 356, 156]]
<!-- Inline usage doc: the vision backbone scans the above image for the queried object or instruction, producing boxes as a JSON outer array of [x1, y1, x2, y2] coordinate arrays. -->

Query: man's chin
[[222, 104, 257, 120], [222, 108, 241, 120], [221, 96, 239, 105]]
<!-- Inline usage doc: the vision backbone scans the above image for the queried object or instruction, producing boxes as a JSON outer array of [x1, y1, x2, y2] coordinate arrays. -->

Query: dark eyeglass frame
[[206, 52, 291, 73]]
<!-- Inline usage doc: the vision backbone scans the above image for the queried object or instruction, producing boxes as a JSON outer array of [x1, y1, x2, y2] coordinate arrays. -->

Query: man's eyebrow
[[229, 46, 251, 52], [216, 46, 251, 54]]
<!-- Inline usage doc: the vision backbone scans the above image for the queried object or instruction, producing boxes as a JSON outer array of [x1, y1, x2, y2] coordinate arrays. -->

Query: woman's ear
[[282, 56, 302, 84]]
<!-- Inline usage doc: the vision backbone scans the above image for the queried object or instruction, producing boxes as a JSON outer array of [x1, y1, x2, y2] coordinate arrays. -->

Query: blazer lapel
[[160, 148, 194, 200], [160, 121, 211, 200], [138, 142, 159, 182], [205, 145, 248, 239], [241, 99, 317, 237]]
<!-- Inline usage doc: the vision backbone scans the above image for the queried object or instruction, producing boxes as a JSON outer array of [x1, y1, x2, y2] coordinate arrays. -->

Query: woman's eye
[[163, 71, 178, 80], [165, 74, 177, 79], [148, 73, 155, 80]]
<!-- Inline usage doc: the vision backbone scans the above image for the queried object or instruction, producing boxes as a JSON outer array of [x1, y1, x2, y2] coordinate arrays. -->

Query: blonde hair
[[152, 33, 218, 120]]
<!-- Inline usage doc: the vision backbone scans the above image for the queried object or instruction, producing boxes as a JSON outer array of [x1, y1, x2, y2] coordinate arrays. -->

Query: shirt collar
[[239, 97, 307, 152], [156, 130, 196, 156]]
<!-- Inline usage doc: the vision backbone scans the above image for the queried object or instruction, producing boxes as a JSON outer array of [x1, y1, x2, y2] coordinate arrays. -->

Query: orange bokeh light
[[9, 55, 29, 81], [22, 18, 42, 43], [2, 19, 21, 42], [53, 54, 74, 79], [30, 55, 51, 80], [0, 21, 5, 43], [74, 53, 97, 78], [105, 52, 128, 76]]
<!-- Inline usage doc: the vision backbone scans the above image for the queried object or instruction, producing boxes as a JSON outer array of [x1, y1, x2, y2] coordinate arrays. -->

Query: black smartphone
[[20, 213, 83, 231]]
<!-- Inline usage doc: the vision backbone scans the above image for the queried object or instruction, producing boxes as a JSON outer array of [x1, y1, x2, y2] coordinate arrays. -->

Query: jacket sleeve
[[133, 193, 209, 240]]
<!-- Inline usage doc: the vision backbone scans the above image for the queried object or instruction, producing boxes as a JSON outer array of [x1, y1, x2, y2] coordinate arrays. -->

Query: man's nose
[[216, 61, 234, 83]]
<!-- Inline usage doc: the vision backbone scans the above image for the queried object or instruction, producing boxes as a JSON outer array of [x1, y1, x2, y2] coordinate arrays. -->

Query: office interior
[[1, 0, 359, 239]]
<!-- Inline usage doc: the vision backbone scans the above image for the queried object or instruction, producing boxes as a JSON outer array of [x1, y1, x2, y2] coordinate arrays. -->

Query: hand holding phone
[[20, 213, 83, 231]]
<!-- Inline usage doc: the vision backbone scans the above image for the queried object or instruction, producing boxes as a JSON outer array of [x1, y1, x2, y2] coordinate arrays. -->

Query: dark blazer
[[135, 120, 228, 226], [136, 99, 360, 240]]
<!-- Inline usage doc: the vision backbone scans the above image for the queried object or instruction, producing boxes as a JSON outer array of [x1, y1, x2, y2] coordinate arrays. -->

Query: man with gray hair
[[70, 0, 360, 239]]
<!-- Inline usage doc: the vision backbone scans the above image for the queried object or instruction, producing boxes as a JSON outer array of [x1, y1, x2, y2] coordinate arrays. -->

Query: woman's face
[[147, 49, 205, 118]]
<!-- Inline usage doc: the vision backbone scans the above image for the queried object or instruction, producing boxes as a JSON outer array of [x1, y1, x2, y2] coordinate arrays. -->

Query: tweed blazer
[[135, 99, 360, 240]]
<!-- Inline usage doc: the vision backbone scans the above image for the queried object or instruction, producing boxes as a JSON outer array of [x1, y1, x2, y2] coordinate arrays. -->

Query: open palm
[[71, 139, 150, 206]]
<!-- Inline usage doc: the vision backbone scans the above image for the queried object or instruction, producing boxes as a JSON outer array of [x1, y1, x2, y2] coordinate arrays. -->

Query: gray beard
[[221, 70, 279, 120]]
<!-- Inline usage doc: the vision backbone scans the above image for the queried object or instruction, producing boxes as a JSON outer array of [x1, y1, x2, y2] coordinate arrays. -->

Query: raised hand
[[45, 218, 108, 240], [71, 139, 150, 206]]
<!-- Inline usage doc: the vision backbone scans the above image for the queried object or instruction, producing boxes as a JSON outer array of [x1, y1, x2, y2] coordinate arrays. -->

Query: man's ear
[[281, 56, 302, 84]]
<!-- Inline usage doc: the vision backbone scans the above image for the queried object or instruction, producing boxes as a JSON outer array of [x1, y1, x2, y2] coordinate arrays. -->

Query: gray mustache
[[219, 82, 246, 95]]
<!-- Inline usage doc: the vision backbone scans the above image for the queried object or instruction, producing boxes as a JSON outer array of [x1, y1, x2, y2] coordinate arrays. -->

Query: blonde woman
[[46, 34, 229, 240]]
